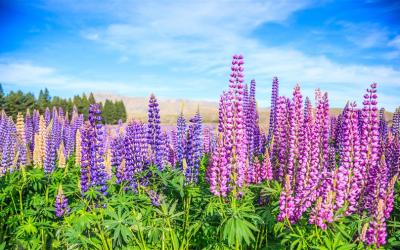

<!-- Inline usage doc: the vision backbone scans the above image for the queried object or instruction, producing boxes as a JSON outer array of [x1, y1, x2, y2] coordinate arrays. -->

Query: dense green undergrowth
[[1, 157, 400, 249]]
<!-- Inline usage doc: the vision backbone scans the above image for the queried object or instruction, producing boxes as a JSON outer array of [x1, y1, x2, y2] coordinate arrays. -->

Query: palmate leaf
[[16, 217, 38, 238], [64, 227, 102, 249], [222, 216, 258, 246], [104, 206, 134, 247]]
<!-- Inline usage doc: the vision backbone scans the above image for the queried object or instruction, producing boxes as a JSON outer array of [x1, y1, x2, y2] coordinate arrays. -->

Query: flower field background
[[0, 54, 400, 249]]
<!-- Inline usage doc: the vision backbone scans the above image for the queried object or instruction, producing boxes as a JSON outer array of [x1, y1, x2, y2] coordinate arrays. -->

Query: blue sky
[[0, 0, 399, 110]]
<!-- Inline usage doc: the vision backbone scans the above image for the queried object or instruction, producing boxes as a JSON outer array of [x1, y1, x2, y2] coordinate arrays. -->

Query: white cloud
[[389, 35, 400, 49], [3, 0, 400, 110]]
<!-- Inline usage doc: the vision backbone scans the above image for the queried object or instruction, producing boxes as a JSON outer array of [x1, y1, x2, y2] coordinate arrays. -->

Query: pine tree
[[102, 99, 114, 124], [88, 92, 96, 104], [0, 83, 4, 110]]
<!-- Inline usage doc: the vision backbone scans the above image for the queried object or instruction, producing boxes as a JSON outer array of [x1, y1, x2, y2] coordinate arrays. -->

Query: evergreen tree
[[37, 88, 51, 112], [115, 100, 127, 122], [88, 92, 96, 104], [0, 83, 4, 110], [102, 99, 115, 124]]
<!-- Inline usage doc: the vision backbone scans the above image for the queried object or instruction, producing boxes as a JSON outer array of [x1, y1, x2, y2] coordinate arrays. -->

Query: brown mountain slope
[[93, 93, 393, 126]]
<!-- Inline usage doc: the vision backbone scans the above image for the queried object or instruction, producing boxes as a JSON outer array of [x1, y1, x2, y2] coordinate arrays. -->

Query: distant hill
[[93, 92, 393, 126]]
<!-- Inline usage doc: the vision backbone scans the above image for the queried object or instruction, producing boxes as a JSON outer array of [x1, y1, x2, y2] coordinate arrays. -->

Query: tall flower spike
[[360, 83, 380, 211], [55, 185, 70, 218], [337, 102, 362, 214], [75, 129, 82, 166], [267, 77, 279, 147], [277, 175, 295, 223], [58, 142, 66, 168], [147, 94, 163, 169], [176, 112, 187, 168], [185, 111, 203, 183], [228, 54, 248, 192]]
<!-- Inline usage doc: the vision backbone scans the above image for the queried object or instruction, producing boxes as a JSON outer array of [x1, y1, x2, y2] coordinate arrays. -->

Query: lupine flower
[[391, 108, 400, 136], [273, 96, 290, 181], [309, 191, 334, 230], [267, 77, 279, 147], [227, 54, 248, 192], [360, 83, 381, 211], [208, 135, 229, 197], [33, 115, 46, 168], [25, 109, 34, 152], [176, 112, 187, 168], [55, 185, 70, 218], [185, 112, 203, 183], [336, 102, 362, 213], [293, 97, 313, 220], [147, 190, 161, 207], [58, 142, 66, 168], [16, 112, 27, 168], [124, 121, 149, 189], [80, 104, 108, 196], [45, 108, 51, 127], [44, 123, 56, 174], [287, 85, 303, 184], [277, 175, 295, 223], [203, 127, 211, 154], [75, 129, 82, 166], [147, 94, 163, 169], [365, 199, 387, 247], [379, 108, 388, 143]]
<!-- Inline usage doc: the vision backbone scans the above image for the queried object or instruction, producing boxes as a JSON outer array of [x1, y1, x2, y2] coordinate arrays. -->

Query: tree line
[[0, 83, 127, 124]]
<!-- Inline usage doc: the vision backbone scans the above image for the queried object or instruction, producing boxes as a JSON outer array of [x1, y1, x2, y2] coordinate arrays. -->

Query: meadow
[[0, 54, 399, 249]]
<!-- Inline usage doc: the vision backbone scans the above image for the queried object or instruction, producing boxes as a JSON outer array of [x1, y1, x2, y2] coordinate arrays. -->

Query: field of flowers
[[0, 54, 400, 249]]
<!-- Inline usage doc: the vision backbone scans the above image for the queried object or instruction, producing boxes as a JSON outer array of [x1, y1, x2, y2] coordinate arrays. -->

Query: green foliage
[[0, 160, 399, 249], [0, 87, 127, 122], [102, 99, 127, 124]]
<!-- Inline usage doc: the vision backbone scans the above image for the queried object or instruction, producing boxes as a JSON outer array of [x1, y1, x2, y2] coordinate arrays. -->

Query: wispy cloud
[[1, 0, 399, 110]]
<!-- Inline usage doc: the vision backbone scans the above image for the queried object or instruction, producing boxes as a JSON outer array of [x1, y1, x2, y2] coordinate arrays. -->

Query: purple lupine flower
[[55, 185, 70, 218], [147, 94, 163, 170], [391, 108, 400, 136], [267, 77, 279, 147], [309, 90, 330, 201], [208, 135, 230, 197], [277, 175, 295, 223], [365, 199, 387, 247], [147, 190, 161, 207], [293, 97, 314, 221], [208, 93, 232, 196], [111, 134, 126, 184], [273, 96, 290, 181], [25, 109, 34, 152], [203, 127, 211, 154], [385, 134, 399, 179], [185, 112, 203, 183], [124, 121, 149, 190], [44, 122, 57, 174], [287, 85, 303, 185], [80, 104, 108, 196], [360, 83, 380, 211], [379, 108, 388, 143], [383, 175, 397, 219], [262, 150, 273, 181], [246, 79, 261, 157], [309, 191, 335, 230], [1, 119, 16, 175], [32, 110, 40, 134], [79, 124, 91, 193], [176, 112, 187, 168], [336, 102, 362, 214], [45, 108, 51, 127], [228, 54, 248, 191]]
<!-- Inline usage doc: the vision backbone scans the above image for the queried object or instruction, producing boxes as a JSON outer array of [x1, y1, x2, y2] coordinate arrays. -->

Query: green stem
[[19, 188, 23, 215]]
